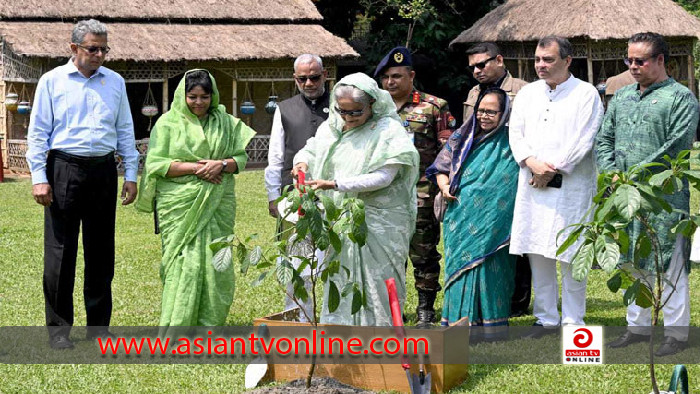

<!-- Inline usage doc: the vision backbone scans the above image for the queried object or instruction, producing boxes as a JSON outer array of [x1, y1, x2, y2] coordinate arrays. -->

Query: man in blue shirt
[[25, 19, 138, 349]]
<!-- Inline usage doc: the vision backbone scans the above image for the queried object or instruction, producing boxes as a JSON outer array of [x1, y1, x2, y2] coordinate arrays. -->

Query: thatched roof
[[451, 0, 700, 46], [0, 22, 358, 61], [0, 0, 321, 22]]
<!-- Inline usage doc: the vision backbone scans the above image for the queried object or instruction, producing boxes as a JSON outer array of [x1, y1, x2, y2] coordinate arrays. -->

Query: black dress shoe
[[520, 323, 558, 339], [655, 336, 687, 357], [607, 331, 649, 348], [49, 335, 74, 350]]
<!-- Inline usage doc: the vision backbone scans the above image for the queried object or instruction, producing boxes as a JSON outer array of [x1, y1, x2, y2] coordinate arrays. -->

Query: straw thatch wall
[[0, 0, 321, 21], [451, 0, 700, 46], [0, 22, 358, 61]]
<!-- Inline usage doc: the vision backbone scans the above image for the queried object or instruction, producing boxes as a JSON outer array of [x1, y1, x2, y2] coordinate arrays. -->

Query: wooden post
[[587, 41, 594, 84], [688, 53, 697, 97], [161, 78, 169, 112], [231, 79, 238, 116], [518, 59, 523, 79]]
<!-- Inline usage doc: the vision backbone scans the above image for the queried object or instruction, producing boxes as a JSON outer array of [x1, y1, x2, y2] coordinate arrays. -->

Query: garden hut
[[450, 0, 700, 96], [0, 0, 358, 171]]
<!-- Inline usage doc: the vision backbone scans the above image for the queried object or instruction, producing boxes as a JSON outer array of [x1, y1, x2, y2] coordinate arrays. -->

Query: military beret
[[373, 46, 413, 78]]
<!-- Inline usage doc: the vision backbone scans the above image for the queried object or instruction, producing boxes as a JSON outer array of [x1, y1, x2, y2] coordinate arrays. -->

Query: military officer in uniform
[[375, 46, 455, 328]]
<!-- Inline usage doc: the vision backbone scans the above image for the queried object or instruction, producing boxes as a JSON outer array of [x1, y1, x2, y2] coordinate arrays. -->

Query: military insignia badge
[[448, 115, 456, 128], [394, 52, 404, 64]]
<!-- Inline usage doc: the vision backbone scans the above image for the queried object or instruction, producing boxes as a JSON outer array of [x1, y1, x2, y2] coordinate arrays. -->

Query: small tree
[[558, 151, 700, 394], [210, 185, 369, 388]]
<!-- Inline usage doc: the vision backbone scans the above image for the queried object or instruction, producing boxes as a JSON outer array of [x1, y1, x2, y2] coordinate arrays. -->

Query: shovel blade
[[244, 357, 268, 389], [408, 371, 432, 394]]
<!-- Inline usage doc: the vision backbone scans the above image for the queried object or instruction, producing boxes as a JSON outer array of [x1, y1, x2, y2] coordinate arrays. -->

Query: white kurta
[[509, 75, 604, 263]]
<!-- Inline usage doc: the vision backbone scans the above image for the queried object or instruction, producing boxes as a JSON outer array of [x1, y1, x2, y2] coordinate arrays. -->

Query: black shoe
[[655, 336, 687, 357], [87, 330, 117, 341], [509, 309, 528, 318], [607, 331, 649, 348], [520, 322, 557, 339], [49, 335, 74, 350], [416, 291, 437, 328]]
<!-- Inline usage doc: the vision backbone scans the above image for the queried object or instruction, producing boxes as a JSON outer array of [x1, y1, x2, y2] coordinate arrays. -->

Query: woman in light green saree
[[136, 70, 255, 327], [292, 73, 419, 326]]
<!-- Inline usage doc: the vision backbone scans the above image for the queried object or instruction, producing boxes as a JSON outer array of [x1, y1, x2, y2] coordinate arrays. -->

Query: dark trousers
[[510, 255, 532, 315], [43, 151, 117, 338], [409, 206, 442, 293]]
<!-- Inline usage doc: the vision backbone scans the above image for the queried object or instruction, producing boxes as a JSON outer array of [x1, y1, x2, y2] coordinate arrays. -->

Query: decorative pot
[[240, 101, 256, 115], [265, 96, 278, 115], [16, 101, 31, 115], [141, 105, 159, 117], [596, 82, 607, 95], [5, 93, 18, 113]]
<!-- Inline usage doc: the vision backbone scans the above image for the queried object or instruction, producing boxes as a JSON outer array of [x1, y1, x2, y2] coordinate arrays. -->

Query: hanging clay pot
[[265, 96, 278, 115], [595, 81, 607, 95], [141, 105, 159, 117], [240, 101, 256, 115], [17, 101, 31, 115], [5, 92, 18, 113]]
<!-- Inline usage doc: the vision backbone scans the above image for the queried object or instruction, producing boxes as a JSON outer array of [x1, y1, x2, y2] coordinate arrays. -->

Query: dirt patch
[[247, 377, 376, 393]]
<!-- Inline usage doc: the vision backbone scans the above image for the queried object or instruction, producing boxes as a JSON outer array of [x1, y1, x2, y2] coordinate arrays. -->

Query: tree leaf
[[571, 240, 594, 282], [249, 246, 263, 266], [616, 229, 630, 254], [212, 245, 232, 272], [293, 277, 309, 302], [252, 271, 268, 287], [237, 243, 248, 269], [607, 271, 622, 293], [648, 170, 673, 187], [556, 226, 584, 256], [308, 210, 325, 241], [329, 229, 342, 253], [595, 197, 617, 221], [634, 232, 652, 261], [319, 194, 338, 222], [623, 279, 641, 306], [613, 184, 642, 221], [296, 215, 309, 240], [350, 220, 368, 247], [341, 282, 354, 297], [597, 235, 621, 273], [351, 286, 363, 314], [671, 219, 696, 238], [276, 259, 293, 285], [328, 281, 340, 313], [635, 282, 653, 309]]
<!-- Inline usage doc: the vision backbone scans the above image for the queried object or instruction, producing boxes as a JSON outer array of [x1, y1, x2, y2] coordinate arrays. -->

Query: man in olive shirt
[[375, 46, 455, 327]]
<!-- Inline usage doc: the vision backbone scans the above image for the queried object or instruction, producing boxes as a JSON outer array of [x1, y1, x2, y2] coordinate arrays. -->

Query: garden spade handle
[[297, 170, 305, 217], [385, 277, 411, 370]]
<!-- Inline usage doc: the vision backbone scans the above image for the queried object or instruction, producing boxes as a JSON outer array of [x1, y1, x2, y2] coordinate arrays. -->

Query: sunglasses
[[623, 55, 658, 67], [335, 105, 367, 117], [294, 74, 323, 83], [469, 55, 497, 70], [76, 44, 110, 54], [476, 109, 501, 117]]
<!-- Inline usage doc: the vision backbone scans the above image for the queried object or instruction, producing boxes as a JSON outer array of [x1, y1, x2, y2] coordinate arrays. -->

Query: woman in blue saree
[[427, 88, 519, 333]]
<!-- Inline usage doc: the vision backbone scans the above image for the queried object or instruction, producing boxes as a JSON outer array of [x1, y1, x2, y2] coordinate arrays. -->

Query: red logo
[[573, 328, 593, 348]]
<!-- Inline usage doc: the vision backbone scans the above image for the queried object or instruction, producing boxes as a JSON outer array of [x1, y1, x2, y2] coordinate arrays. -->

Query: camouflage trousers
[[408, 206, 442, 292]]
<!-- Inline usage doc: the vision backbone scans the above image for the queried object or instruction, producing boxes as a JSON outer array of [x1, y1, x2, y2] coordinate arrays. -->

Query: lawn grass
[[1, 171, 700, 393]]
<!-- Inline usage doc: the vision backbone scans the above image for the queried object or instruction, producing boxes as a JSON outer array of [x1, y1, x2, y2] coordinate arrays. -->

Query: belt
[[50, 150, 115, 165]]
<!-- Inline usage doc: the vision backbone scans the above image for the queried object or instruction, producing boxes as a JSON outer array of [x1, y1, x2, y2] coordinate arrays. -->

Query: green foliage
[[211, 186, 369, 325], [557, 151, 698, 311]]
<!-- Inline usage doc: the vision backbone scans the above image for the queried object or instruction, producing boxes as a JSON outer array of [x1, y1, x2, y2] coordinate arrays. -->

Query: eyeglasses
[[335, 106, 367, 117], [469, 56, 497, 70], [476, 109, 501, 118], [76, 44, 110, 55], [624, 55, 658, 67], [294, 74, 323, 83]]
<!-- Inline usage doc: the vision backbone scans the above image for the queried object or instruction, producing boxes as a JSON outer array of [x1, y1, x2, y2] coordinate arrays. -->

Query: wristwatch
[[221, 160, 227, 170], [333, 180, 338, 190]]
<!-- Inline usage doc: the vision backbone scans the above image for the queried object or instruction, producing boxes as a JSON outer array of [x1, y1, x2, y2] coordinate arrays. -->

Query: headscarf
[[327, 72, 400, 134], [135, 69, 253, 213], [426, 87, 511, 195]]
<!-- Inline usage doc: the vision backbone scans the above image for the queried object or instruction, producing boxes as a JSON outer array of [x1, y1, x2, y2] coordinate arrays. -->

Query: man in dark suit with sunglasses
[[375, 46, 456, 328], [25, 19, 138, 349], [464, 43, 530, 318]]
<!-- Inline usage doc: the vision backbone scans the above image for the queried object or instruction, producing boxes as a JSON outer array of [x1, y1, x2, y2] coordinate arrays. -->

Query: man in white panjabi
[[508, 36, 604, 338]]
